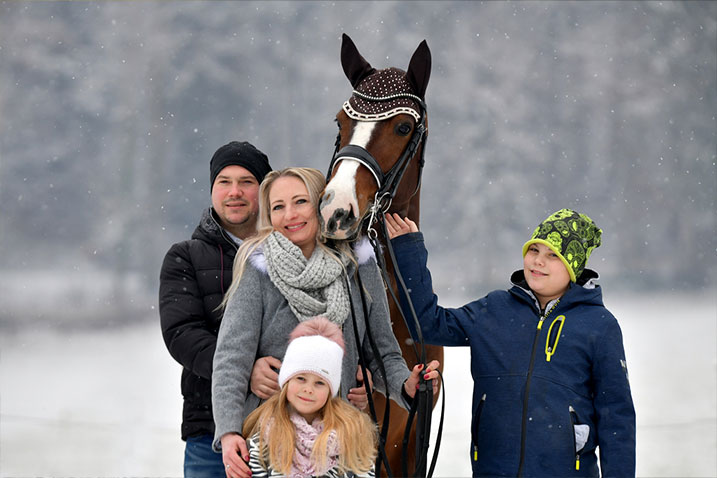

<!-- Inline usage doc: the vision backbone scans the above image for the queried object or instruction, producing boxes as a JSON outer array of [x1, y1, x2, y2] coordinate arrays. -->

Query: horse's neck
[[387, 186, 421, 229], [407, 187, 421, 228]]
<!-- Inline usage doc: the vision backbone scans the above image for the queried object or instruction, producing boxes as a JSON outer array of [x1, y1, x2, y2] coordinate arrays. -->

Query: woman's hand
[[221, 433, 250, 478], [348, 365, 374, 410], [250, 356, 281, 400], [403, 360, 441, 398], [385, 213, 419, 239]]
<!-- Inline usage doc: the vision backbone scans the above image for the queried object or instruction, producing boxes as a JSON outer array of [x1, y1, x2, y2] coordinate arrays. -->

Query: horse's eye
[[395, 122, 412, 136]]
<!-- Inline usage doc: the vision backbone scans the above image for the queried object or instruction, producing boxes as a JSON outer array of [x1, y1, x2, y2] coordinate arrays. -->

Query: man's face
[[211, 165, 260, 238]]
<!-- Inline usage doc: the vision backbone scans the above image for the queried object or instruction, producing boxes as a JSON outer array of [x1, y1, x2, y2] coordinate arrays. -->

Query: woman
[[212, 167, 439, 478]]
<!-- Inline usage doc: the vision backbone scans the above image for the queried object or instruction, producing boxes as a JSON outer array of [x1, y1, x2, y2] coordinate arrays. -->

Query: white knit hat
[[278, 320, 345, 397]]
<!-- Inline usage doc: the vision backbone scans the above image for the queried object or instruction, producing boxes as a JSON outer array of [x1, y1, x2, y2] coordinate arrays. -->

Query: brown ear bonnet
[[340, 34, 431, 122]]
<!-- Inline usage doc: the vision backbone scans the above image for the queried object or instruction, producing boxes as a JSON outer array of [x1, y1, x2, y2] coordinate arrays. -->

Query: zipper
[[211, 210, 238, 295], [472, 393, 486, 462], [210, 208, 240, 252], [517, 300, 560, 477], [218, 226, 239, 252], [569, 406, 581, 471]]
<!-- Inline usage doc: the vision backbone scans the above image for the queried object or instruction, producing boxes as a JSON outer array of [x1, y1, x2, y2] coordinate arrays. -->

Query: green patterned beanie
[[522, 208, 602, 282]]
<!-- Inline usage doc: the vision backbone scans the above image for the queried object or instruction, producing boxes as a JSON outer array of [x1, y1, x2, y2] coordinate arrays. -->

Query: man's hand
[[347, 365, 373, 410], [403, 360, 441, 398], [221, 433, 250, 478], [250, 356, 281, 400]]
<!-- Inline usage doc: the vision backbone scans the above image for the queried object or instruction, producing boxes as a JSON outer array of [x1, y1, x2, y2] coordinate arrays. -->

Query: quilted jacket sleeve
[[159, 242, 217, 380]]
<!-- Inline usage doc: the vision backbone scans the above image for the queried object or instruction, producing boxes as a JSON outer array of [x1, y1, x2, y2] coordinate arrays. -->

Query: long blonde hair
[[221, 167, 355, 308], [242, 383, 378, 475]]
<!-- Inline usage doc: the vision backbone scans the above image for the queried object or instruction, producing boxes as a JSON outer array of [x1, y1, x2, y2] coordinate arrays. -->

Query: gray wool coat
[[212, 238, 412, 450]]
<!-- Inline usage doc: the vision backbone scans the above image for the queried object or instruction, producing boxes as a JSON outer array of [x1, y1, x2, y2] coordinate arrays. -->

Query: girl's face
[[286, 373, 330, 422], [269, 176, 319, 258], [523, 242, 571, 310]]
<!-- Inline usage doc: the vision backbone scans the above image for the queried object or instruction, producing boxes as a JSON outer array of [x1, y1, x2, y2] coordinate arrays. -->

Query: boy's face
[[523, 242, 571, 309]]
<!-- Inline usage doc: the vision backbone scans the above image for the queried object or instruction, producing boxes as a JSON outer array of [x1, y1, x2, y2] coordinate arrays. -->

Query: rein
[[327, 91, 443, 478], [344, 272, 394, 478]]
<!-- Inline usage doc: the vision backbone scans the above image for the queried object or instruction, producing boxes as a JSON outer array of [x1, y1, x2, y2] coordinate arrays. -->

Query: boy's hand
[[403, 360, 441, 398], [385, 213, 418, 239]]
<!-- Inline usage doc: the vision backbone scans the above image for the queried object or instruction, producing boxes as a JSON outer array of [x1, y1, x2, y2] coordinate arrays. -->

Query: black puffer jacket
[[159, 207, 238, 440]]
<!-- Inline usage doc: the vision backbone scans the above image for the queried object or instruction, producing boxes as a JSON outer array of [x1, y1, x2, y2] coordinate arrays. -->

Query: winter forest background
[[0, 1, 715, 477]]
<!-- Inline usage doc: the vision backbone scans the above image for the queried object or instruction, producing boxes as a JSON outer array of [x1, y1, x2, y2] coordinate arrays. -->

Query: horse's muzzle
[[319, 191, 359, 240]]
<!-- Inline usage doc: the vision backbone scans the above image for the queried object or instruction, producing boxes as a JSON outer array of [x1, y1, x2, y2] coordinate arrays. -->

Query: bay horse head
[[320, 34, 431, 240]]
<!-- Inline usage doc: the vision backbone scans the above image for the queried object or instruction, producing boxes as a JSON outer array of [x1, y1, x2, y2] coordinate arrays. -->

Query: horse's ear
[[406, 40, 431, 100], [341, 33, 376, 88]]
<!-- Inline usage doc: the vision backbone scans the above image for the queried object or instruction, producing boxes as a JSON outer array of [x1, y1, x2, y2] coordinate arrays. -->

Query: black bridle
[[326, 91, 444, 478]]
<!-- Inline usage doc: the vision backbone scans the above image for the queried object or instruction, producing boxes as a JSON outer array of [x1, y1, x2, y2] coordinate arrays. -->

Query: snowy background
[[1, 292, 715, 477], [1, 1, 715, 477]]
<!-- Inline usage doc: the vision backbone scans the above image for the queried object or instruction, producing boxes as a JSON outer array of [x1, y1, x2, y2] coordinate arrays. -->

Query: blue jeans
[[184, 434, 225, 478]]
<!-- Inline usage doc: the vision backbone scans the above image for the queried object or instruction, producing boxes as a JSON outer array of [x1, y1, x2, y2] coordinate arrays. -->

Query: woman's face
[[286, 373, 330, 423], [269, 175, 319, 258]]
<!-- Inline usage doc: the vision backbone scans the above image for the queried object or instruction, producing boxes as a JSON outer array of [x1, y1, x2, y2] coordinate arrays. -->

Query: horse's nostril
[[327, 217, 337, 233], [333, 207, 356, 226]]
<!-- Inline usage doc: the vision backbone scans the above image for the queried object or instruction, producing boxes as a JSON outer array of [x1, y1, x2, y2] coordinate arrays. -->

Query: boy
[[386, 209, 636, 477]]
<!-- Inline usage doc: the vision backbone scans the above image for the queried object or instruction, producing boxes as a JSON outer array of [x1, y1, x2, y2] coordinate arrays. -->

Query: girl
[[242, 317, 377, 478]]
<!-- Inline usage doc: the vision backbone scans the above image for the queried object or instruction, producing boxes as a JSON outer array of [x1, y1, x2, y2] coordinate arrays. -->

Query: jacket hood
[[191, 207, 238, 250]]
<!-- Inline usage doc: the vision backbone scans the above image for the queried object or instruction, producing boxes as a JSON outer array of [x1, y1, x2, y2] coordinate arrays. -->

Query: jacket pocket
[[471, 394, 486, 462], [569, 405, 590, 471]]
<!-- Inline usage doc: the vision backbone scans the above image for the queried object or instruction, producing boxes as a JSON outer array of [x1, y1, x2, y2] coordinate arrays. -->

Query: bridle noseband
[[326, 90, 428, 235]]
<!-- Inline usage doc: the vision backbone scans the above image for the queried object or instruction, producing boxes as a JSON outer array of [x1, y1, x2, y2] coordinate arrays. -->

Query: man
[[159, 141, 273, 477]]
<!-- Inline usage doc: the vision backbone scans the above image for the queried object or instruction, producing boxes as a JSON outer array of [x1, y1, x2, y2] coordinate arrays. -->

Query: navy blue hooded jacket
[[391, 232, 635, 477]]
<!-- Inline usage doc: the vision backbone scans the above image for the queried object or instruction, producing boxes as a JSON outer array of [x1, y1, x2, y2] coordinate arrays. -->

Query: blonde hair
[[221, 167, 355, 308], [242, 382, 378, 475]]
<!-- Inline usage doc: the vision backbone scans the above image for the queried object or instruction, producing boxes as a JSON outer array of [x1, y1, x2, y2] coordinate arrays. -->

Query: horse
[[319, 34, 444, 477]]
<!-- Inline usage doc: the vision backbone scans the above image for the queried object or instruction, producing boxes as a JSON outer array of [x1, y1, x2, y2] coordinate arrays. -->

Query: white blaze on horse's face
[[320, 121, 377, 240]]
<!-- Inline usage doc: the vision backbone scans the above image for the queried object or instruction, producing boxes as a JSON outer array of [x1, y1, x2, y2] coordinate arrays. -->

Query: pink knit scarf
[[289, 412, 339, 477]]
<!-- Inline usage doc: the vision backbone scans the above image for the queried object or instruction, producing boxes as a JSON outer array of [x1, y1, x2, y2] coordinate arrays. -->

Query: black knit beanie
[[209, 141, 272, 192]]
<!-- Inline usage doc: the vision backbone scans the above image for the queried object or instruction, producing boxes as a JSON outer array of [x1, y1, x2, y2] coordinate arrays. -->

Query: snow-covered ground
[[1, 292, 715, 477]]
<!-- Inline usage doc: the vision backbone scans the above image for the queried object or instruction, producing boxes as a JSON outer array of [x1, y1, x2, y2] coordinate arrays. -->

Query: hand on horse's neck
[[387, 189, 421, 229]]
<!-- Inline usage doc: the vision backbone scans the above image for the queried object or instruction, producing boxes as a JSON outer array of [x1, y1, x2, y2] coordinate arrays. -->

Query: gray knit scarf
[[264, 231, 350, 325]]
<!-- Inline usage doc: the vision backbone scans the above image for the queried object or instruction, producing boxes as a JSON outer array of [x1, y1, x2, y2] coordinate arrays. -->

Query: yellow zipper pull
[[576, 455, 580, 470], [537, 316, 545, 330], [545, 315, 566, 362]]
